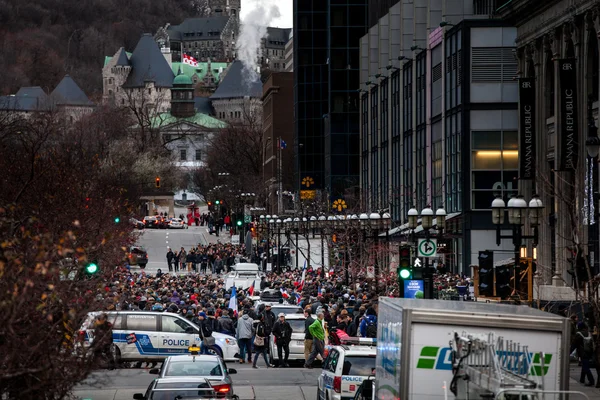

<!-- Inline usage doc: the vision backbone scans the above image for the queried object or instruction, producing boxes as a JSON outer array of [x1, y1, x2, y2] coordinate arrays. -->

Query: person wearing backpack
[[574, 322, 596, 387], [359, 307, 378, 338]]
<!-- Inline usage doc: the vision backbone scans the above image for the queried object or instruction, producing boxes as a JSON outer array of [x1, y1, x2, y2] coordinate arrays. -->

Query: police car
[[79, 311, 239, 363], [317, 341, 376, 400]]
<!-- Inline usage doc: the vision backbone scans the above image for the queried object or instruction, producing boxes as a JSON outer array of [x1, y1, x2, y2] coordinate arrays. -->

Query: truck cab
[[224, 263, 264, 290]]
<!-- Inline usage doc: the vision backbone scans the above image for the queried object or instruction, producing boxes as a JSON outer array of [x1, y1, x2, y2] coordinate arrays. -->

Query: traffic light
[[215, 200, 220, 205], [236, 220, 242, 227], [155, 176, 161, 188], [398, 245, 412, 277], [84, 262, 99, 275], [495, 265, 512, 299], [114, 217, 121, 223], [207, 201, 213, 206]]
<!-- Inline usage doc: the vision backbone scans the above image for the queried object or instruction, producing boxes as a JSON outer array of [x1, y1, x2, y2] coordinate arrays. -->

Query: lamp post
[[586, 94, 600, 277], [406, 205, 447, 299], [319, 215, 327, 278], [491, 194, 543, 270]]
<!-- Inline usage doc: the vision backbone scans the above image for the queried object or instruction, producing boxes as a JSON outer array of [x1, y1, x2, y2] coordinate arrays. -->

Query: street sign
[[231, 235, 240, 245], [367, 266, 375, 278], [417, 239, 437, 258], [244, 215, 251, 223]]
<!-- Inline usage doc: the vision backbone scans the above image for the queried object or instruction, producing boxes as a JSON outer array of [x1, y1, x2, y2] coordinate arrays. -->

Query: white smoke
[[236, 0, 281, 84]]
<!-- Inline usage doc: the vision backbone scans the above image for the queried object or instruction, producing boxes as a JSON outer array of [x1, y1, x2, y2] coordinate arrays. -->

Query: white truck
[[225, 262, 264, 290], [375, 298, 584, 400]]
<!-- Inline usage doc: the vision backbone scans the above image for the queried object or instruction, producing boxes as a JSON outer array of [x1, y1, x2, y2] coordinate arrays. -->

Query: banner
[[558, 59, 578, 171], [403, 280, 424, 299], [518, 77, 536, 179]]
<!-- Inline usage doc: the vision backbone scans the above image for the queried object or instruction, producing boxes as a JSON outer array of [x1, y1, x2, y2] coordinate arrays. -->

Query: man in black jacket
[[196, 312, 213, 355], [218, 310, 236, 336], [262, 304, 277, 336], [272, 313, 293, 367]]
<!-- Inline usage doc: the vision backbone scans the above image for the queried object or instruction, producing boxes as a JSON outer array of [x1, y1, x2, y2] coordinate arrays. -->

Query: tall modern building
[[293, 0, 368, 201], [360, 1, 518, 273]]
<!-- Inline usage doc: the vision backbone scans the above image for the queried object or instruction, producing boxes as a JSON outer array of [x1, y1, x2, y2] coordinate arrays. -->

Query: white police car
[[79, 311, 239, 363], [317, 343, 376, 400]]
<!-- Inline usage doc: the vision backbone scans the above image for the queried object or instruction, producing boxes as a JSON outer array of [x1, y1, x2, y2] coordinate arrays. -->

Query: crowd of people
[[97, 244, 382, 369]]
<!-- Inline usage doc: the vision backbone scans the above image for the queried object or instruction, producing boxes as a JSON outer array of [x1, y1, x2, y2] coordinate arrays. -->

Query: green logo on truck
[[416, 346, 552, 376]]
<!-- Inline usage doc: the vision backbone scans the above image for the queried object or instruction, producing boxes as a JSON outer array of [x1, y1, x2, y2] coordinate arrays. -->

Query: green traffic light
[[85, 263, 99, 274], [114, 217, 120, 223], [236, 220, 242, 226], [215, 200, 220, 205], [399, 268, 411, 279]]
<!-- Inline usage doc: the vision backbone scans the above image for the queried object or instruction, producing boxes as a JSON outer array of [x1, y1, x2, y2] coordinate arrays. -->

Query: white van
[[79, 311, 239, 363], [225, 263, 264, 290]]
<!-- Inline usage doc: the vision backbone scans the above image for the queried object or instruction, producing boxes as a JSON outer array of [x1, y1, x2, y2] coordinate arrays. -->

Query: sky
[[241, 0, 293, 28]]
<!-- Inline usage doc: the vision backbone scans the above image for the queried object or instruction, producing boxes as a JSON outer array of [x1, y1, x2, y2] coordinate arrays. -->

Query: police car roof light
[[340, 337, 377, 346]]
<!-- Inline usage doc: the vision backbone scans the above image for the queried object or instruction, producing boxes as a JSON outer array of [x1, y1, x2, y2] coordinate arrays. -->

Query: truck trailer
[[375, 298, 579, 400]]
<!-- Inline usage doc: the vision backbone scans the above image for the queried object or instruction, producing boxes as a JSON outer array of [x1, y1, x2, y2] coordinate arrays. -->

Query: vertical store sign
[[518, 78, 535, 179], [558, 59, 578, 171]]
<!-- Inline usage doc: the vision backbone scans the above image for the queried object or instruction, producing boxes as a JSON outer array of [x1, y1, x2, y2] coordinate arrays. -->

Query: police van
[[79, 311, 239, 363], [317, 343, 376, 400]]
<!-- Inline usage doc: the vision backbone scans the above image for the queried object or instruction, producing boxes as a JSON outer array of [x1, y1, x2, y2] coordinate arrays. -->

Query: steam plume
[[236, 1, 281, 85]]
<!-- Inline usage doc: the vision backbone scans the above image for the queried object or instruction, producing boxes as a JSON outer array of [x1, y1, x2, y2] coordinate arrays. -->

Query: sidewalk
[[569, 363, 600, 398]]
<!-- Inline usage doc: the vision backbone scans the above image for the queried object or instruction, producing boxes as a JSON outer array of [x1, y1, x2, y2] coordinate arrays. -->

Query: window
[[392, 137, 401, 221], [180, 149, 187, 161], [370, 87, 378, 146], [445, 111, 462, 213], [127, 314, 157, 331], [416, 127, 427, 210], [380, 79, 389, 141], [403, 62, 413, 133], [403, 133, 413, 216], [107, 314, 123, 330], [327, 350, 339, 373], [371, 149, 379, 208], [165, 360, 223, 377], [342, 356, 376, 376], [391, 71, 400, 137], [445, 31, 462, 110], [161, 316, 191, 333], [471, 130, 519, 209], [361, 95, 369, 152], [471, 48, 517, 82], [381, 142, 389, 207], [195, 149, 202, 161]]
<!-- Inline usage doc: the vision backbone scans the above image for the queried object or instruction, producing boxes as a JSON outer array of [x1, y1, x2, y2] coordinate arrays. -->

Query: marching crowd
[[98, 244, 381, 369]]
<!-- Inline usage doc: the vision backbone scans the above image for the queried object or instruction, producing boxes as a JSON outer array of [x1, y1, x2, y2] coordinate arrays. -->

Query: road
[[73, 363, 321, 400]]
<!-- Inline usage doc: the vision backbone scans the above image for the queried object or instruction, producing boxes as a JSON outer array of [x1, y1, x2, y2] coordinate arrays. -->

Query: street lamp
[[491, 194, 543, 268], [408, 207, 419, 229]]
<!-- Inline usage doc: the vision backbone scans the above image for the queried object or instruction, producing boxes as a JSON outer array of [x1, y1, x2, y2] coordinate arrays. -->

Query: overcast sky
[[241, 0, 293, 28]]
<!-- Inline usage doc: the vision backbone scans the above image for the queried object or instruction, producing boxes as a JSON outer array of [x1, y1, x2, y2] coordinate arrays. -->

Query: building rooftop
[[265, 27, 292, 48], [151, 112, 226, 130], [50, 75, 94, 106], [167, 16, 231, 41], [194, 97, 214, 115], [210, 60, 262, 100], [170, 62, 229, 83], [123, 34, 175, 88]]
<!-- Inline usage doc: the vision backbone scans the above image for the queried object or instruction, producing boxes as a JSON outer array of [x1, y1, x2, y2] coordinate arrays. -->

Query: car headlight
[[224, 338, 237, 346]]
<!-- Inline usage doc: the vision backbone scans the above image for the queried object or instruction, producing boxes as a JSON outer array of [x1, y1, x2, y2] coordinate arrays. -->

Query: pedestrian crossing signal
[[155, 177, 161, 188]]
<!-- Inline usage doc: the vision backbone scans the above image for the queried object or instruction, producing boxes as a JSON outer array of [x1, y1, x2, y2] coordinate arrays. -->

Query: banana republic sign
[[519, 78, 535, 179], [558, 59, 578, 171]]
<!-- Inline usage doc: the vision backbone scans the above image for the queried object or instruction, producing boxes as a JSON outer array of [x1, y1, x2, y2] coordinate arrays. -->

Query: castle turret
[[171, 69, 195, 118]]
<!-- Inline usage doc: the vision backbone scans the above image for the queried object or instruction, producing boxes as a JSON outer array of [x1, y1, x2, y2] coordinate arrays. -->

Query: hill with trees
[[0, 0, 200, 97]]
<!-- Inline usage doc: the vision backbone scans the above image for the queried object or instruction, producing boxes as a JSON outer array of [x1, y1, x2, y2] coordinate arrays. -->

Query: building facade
[[262, 28, 292, 72], [262, 72, 295, 214], [293, 0, 368, 200], [285, 34, 294, 73], [360, 0, 518, 273], [498, 0, 600, 298]]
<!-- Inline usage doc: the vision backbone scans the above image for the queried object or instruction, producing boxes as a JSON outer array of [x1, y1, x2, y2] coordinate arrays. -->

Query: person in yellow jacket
[[304, 312, 326, 369]]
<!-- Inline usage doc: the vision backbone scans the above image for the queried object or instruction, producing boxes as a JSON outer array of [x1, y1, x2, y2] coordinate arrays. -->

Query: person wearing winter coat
[[272, 313, 293, 367], [574, 322, 596, 387], [236, 311, 254, 363], [176, 247, 186, 272], [359, 308, 378, 338], [218, 310, 236, 336], [252, 315, 271, 369], [196, 312, 213, 355]]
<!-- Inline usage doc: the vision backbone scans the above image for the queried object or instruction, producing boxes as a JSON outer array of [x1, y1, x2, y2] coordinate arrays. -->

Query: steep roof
[[50, 75, 94, 106], [151, 112, 226, 130], [171, 62, 229, 83], [16, 86, 48, 100], [194, 97, 214, 115], [123, 34, 174, 88], [210, 61, 262, 100], [104, 52, 132, 68], [265, 28, 292, 47], [167, 16, 231, 41], [0, 95, 49, 111], [114, 47, 130, 66]]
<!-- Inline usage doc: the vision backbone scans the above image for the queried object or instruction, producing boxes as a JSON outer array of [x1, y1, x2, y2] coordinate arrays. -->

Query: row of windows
[[217, 111, 241, 119], [179, 148, 204, 161]]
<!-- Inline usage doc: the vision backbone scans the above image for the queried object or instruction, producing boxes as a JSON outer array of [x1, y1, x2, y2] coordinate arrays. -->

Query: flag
[[248, 281, 255, 296], [280, 288, 289, 299], [278, 139, 287, 149], [297, 261, 307, 291], [228, 286, 238, 316], [182, 54, 198, 67], [294, 293, 301, 302]]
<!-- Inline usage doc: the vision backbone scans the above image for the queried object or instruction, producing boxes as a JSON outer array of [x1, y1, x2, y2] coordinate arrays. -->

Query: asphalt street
[[72, 363, 321, 400]]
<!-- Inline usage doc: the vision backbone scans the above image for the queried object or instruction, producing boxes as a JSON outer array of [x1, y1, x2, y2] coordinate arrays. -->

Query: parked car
[[130, 218, 145, 229], [127, 246, 148, 268], [143, 216, 158, 228], [133, 377, 217, 400], [150, 354, 237, 398], [168, 218, 186, 229]]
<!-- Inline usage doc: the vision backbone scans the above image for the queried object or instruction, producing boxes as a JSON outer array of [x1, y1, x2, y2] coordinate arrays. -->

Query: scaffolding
[[449, 331, 589, 400]]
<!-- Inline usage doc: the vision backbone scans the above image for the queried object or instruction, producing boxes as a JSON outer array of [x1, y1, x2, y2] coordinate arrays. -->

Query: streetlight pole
[[319, 215, 327, 278]]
